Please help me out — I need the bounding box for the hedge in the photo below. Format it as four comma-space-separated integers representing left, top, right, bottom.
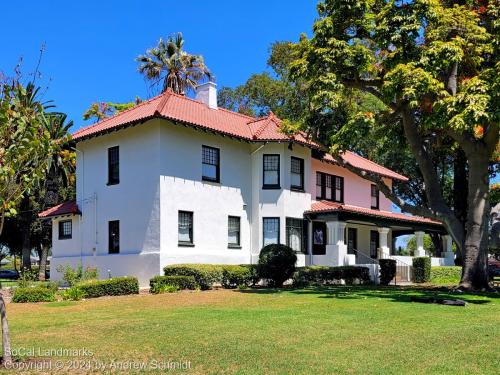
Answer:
379, 259, 396, 285
221, 265, 252, 289
12, 287, 56, 303
413, 257, 431, 283
164, 264, 224, 290
430, 266, 461, 285
239, 264, 260, 286
77, 277, 139, 298
150, 275, 197, 294
293, 266, 371, 287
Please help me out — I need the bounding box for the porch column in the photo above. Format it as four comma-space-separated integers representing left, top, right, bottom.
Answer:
377, 227, 390, 259
414, 231, 426, 257
441, 235, 454, 265
326, 221, 347, 266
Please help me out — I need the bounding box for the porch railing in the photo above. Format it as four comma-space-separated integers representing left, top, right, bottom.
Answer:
351, 249, 413, 285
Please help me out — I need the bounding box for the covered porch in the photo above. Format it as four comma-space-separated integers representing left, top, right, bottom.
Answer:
302, 201, 453, 280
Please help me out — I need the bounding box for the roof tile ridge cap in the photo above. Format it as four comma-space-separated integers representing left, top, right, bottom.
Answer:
253, 116, 273, 139
72, 93, 164, 136
217, 106, 258, 120
344, 150, 407, 179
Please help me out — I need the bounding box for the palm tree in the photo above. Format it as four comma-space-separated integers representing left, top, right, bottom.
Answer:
136, 33, 212, 95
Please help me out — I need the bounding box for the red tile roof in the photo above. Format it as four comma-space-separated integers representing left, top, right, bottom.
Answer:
306, 200, 442, 226
38, 201, 81, 218
72, 89, 407, 181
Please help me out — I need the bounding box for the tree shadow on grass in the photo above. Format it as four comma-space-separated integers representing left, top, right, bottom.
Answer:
236, 285, 497, 305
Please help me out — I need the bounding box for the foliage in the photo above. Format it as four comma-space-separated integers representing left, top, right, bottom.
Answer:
163, 264, 224, 290
149, 275, 197, 294
17, 268, 38, 288
61, 286, 85, 301
12, 286, 56, 303
136, 33, 211, 95
82, 99, 141, 123
413, 257, 432, 283
238, 264, 260, 286
56, 263, 98, 287
430, 266, 462, 285
491, 183, 500, 207
257, 244, 297, 287
379, 259, 397, 286
156, 284, 179, 294
221, 265, 252, 289
292, 266, 370, 287
77, 277, 139, 298
406, 234, 436, 255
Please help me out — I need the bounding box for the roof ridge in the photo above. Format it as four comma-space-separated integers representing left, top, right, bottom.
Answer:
253, 117, 273, 139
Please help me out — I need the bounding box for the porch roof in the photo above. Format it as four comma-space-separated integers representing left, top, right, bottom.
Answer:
38, 201, 81, 218
305, 201, 445, 233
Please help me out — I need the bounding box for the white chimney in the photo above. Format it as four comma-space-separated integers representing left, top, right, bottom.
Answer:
195, 81, 217, 109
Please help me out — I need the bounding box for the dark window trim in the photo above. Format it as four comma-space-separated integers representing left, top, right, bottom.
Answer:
347, 227, 357, 255
262, 154, 281, 189
202, 145, 220, 183
316, 172, 344, 203
108, 220, 120, 254
371, 184, 380, 209
228, 215, 241, 247
262, 217, 280, 247
178, 210, 194, 245
290, 157, 305, 191
107, 146, 120, 186
58, 220, 72, 240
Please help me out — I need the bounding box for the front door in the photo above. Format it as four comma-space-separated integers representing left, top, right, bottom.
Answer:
347, 228, 357, 255
312, 222, 326, 255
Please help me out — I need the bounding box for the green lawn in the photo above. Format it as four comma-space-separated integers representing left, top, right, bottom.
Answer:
3, 286, 500, 374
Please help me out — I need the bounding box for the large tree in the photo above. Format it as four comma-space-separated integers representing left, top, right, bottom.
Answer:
136, 33, 212, 95
290, 0, 499, 290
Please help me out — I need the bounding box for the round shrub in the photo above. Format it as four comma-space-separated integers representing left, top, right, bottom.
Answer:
413, 257, 431, 283
379, 259, 396, 285
257, 244, 297, 287
221, 266, 251, 289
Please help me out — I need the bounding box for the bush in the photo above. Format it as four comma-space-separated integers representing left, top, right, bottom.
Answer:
17, 268, 38, 288
56, 263, 98, 287
12, 287, 56, 303
239, 264, 260, 286
150, 275, 197, 294
293, 266, 370, 287
61, 287, 85, 301
77, 277, 139, 298
163, 264, 224, 290
379, 259, 396, 285
157, 284, 179, 293
413, 257, 431, 283
257, 244, 297, 287
221, 266, 252, 289
430, 266, 461, 285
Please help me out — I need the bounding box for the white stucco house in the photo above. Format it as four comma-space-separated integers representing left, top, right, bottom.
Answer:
40, 82, 455, 286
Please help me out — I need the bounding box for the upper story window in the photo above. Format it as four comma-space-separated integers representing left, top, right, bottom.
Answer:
58, 220, 72, 240
263, 217, 280, 246
263, 154, 280, 189
371, 184, 379, 209
228, 216, 241, 248
107, 146, 120, 185
108, 220, 120, 254
178, 211, 194, 245
202, 145, 220, 182
316, 172, 343, 202
290, 157, 304, 191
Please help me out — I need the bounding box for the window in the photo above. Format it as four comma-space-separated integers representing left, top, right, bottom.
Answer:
202, 145, 220, 182
286, 218, 307, 253
107, 146, 120, 185
228, 216, 241, 247
347, 228, 357, 255
316, 172, 344, 202
263, 154, 280, 189
178, 211, 194, 245
371, 184, 379, 209
370, 230, 379, 258
58, 220, 72, 240
108, 220, 120, 254
290, 157, 304, 191
263, 217, 280, 246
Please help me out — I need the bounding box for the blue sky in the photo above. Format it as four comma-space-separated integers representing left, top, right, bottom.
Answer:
1, 1, 317, 131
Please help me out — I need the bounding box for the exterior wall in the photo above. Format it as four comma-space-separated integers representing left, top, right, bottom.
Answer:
311, 158, 392, 211
51, 215, 81, 258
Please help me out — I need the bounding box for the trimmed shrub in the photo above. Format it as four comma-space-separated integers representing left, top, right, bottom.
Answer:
61, 287, 85, 301
150, 275, 197, 294
164, 264, 224, 290
257, 244, 297, 287
221, 265, 252, 289
379, 259, 396, 285
77, 277, 139, 298
430, 266, 461, 285
12, 287, 56, 303
239, 264, 260, 286
413, 257, 431, 283
156, 284, 179, 294
293, 266, 370, 287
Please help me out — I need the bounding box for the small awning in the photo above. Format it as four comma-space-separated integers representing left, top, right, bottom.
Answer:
38, 201, 81, 218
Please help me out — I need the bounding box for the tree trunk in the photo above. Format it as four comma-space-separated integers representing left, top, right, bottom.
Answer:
20, 197, 32, 271
0, 294, 11, 366
38, 244, 49, 281
453, 149, 467, 265
459, 153, 491, 290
